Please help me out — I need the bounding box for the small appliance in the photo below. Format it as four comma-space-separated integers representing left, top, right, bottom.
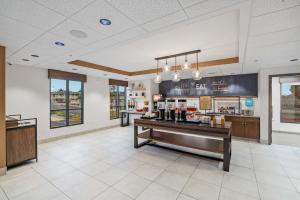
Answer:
177, 99, 187, 122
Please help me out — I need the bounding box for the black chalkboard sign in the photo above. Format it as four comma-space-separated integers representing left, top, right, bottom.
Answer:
159, 73, 258, 97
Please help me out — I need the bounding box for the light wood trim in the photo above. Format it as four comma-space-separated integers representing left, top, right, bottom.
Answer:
68, 57, 239, 76
0, 46, 6, 168
48, 69, 87, 82
68, 60, 131, 76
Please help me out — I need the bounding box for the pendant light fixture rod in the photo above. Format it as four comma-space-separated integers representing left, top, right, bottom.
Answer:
196, 52, 199, 70
175, 56, 177, 72
155, 49, 201, 60
156, 60, 159, 74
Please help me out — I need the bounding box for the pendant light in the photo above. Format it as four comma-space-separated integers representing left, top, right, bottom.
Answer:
192, 52, 202, 80
154, 60, 162, 84
173, 56, 181, 82
163, 58, 170, 72
183, 55, 189, 70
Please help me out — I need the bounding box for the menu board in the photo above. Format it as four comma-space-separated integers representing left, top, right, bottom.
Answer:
200, 96, 212, 110
159, 73, 258, 97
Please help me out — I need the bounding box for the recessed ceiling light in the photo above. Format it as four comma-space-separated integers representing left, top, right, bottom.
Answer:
290, 58, 299, 62
70, 30, 88, 38
103, 74, 107, 76
72, 68, 78, 71
22, 58, 30, 62
31, 54, 39, 58
125, 78, 128, 80
7, 62, 12, 66
55, 41, 65, 46
99, 18, 111, 26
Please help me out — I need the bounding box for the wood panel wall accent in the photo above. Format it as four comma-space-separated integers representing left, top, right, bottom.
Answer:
0, 46, 6, 170
48, 69, 87, 82
68, 57, 239, 76
68, 60, 131, 76
109, 79, 128, 87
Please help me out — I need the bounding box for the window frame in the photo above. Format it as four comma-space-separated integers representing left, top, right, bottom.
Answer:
110, 85, 126, 120
280, 82, 300, 124
50, 78, 84, 129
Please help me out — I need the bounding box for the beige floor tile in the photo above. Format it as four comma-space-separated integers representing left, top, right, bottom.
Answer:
255, 171, 296, 191
114, 173, 151, 198
291, 178, 300, 193
116, 159, 145, 172
94, 188, 133, 200
219, 188, 259, 200
226, 165, 256, 181
94, 166, 130, 185
136, 183, 179, 200
222, 174, 259, 198
182, 178, 220, 200
50, 170, 90, 191
79, 161, 111, 176
10, 183, 61, 200
166, 162, 197, 177
176, 194, 197, 200
155, 171, 189, 191
64, 178, 108, 200
134, 164, 164, 181
192, 167, 224, 186
258, 182, 300, 200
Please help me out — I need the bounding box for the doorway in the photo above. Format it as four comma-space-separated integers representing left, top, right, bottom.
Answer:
270, 75, 300, 147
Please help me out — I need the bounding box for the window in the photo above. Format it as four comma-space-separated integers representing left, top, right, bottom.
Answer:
50, 79, 84, 128
281, 82, 300, 123
110, 85, 126, 119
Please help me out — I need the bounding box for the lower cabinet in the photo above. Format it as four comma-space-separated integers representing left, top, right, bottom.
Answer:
226, 116, 260, 140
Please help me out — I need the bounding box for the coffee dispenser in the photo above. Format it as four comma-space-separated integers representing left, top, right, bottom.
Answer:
156, 100, 165, 120
177, 99, 187, 122
166, 100, 176, 121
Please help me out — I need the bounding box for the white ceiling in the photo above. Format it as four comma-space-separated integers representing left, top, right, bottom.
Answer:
0, 0, 300, 81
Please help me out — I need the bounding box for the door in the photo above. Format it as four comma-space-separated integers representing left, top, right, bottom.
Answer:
226, 116, 245, 137
244, 118, 260, 139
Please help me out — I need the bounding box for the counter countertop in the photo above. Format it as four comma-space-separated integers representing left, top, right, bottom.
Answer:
120, 110, 145, 114
205, 113, 260, 118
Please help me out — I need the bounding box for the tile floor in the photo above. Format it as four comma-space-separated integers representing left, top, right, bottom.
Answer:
272, 131, 300, 147
1, 126, 300, 200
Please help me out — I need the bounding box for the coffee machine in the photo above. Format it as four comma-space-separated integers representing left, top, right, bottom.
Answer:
177, 99, 187, 122
156, 100, 165, 120
166, 100, 176, 121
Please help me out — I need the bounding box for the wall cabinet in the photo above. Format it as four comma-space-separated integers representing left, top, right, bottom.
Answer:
225, 116, 260, 140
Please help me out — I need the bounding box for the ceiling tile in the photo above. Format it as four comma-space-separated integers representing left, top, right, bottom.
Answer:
179, 0, 206, 8
50, 19, 107, 45
33, 0, 94, 17
184, 0, 246, 18
142, 10, 188, 32
0, 16, 44, 56
106, 0, 182, 24
0, 0, 65, 30
252, 0, 300, 17
71, 0, 135, 36
248, 26, 300, 48
111, 27, 147, 42
250, 6, 300, 36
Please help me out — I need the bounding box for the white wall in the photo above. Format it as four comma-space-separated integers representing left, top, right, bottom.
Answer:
272, 77, 300, 134
259, 65, 300, 144
6, 65, 119, 140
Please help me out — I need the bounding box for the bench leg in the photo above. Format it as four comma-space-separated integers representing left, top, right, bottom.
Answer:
223, 137, 231, 172
134, 125, 151, 148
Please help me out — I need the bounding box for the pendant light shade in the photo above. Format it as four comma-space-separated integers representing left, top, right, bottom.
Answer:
192, 52, 202, 80
192, 70, 202, 80
172, 56, 181, 82
163, 59, 170, 72
154, 60, 162, 83
183, 55, 189, 70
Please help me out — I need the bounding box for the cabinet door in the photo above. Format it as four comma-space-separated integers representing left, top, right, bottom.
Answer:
226, 117, 245, 137
244, 118, 260, 139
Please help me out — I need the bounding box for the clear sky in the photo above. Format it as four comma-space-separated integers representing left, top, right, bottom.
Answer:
51, 79, 81, 92
282, 84, 292, 96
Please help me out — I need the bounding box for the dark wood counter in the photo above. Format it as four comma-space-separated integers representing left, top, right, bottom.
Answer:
134, 119, 232, 171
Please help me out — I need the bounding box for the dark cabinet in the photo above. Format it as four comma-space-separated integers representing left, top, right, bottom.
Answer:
225, 116, 260, 140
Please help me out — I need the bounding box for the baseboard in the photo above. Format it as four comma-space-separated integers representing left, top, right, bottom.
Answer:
273, 130, 300, 135
0, 167, 7, 176
39, 124, 119, 144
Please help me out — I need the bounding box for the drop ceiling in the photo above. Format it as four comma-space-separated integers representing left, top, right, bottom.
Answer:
1, 0, 300, 80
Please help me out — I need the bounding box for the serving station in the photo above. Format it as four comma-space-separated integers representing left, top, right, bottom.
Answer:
134, 119, 232, 171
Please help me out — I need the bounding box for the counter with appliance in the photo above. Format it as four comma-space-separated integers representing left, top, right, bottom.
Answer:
120, 110, 146, 127
134, 118, 232, 171
6, 115, 37, 167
